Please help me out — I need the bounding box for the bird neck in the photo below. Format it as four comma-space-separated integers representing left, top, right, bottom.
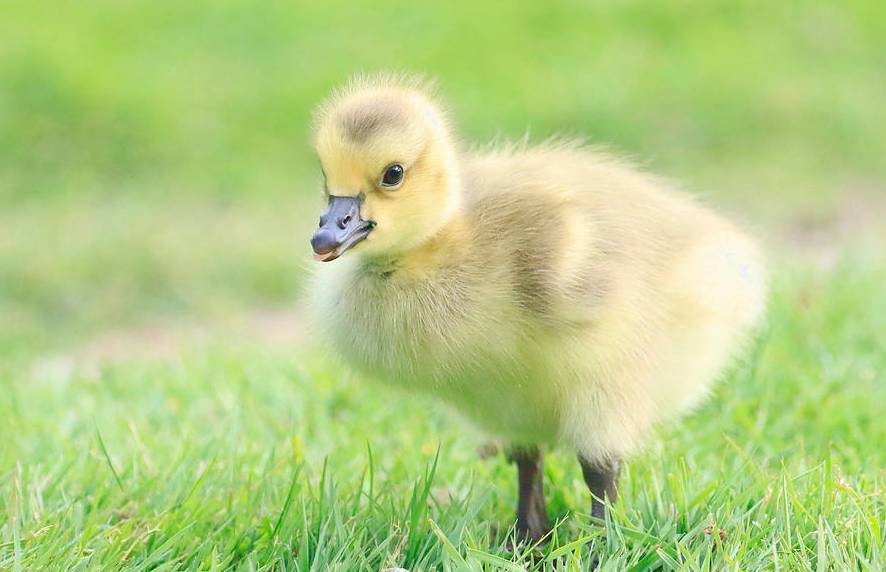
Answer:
360, 211, 473, 279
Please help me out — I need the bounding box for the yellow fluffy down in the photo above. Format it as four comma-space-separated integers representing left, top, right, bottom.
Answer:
309, 75, 766, 462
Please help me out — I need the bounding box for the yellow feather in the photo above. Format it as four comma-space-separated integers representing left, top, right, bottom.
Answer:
309, 75, 767, 461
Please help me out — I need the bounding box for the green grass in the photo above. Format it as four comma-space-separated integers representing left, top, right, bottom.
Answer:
2, 0, 886, 569
2, 267, 885, 570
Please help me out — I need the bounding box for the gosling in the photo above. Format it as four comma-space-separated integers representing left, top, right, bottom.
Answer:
308, 75, 766, 544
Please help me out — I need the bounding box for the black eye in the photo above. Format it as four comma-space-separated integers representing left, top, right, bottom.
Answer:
381, 164, 404, 187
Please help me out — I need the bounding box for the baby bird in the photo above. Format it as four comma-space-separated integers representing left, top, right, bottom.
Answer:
308, 75, 765, 543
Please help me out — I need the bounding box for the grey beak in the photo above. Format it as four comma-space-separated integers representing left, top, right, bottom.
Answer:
311, 195, 374, 262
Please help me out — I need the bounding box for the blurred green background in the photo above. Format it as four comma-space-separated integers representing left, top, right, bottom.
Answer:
3, 0, 884, 359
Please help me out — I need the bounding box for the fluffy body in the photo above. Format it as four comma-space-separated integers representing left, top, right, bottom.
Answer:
310, 76, 766, 463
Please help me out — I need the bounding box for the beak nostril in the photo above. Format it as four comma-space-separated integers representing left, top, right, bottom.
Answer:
339, 215, 351, 229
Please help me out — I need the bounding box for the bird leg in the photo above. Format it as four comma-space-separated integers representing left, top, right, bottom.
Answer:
578, 455, 621, 522
506, 446, 551, 544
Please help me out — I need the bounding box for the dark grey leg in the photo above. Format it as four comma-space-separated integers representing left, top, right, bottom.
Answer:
578, 455, 621, 522
507, 446, 550, 544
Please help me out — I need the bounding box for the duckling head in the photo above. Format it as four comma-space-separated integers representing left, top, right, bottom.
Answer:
310, 78, 460, 262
